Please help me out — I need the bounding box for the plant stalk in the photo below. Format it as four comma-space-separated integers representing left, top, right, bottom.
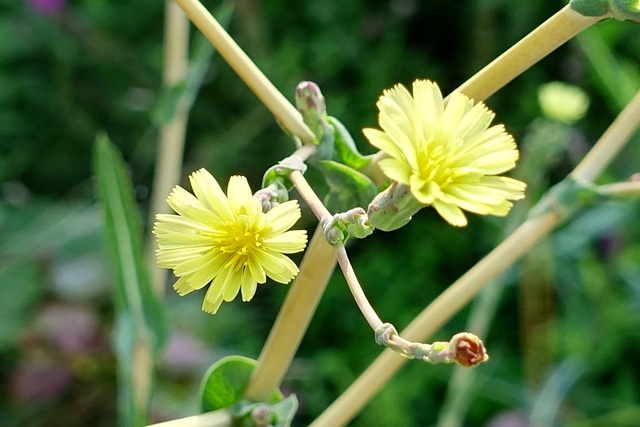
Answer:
146, 409, 232, 427
171, 0, 315, 143
243, 224, 337, 401
147, 1, 191, 296
453, 5, 603, 102
571, 89, 640, 182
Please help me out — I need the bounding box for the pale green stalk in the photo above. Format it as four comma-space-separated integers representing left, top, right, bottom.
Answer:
146, 409, 232, 427
453, 5, 604, 102
599, 181, 640, 197
243, 224, 336, 401
571, 89, 640, 181
147, 1, 191, 296
310, 88, 640, 427
131, 5, 190, 422
242, 146, 331, 401
171, 0, 315, 144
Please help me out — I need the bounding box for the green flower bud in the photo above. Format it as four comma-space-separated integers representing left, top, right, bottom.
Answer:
295, 81, 334, 145
254, 181, 289, 212
367, 181, 423, 231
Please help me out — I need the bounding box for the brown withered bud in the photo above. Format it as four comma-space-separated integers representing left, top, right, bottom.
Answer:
450, 332, 489, 367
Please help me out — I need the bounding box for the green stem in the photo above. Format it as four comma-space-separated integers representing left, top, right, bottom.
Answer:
171, 0, 315, 144
453, 5, 604, 102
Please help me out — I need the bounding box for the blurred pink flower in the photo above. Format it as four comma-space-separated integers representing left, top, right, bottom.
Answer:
25, 0, 66, 15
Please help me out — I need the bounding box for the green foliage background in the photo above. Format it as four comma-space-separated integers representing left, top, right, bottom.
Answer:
1, 0, 640, 426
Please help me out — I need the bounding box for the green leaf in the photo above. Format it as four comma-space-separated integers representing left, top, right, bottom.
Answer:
93, 133, 168, 351
271, 395, 299, 427
93, 134, 170, 426
570, 0, 609, 17
328, 116, 372, 170
318, 160, 378, 213
570, 0, 640, 21
200, 356, 283, 412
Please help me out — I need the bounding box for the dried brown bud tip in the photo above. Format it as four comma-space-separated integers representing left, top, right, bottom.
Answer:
450, 332, 488, 367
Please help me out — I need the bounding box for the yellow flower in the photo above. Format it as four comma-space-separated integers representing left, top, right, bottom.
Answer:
154, 169, 307, 314
364, 79, 526, 227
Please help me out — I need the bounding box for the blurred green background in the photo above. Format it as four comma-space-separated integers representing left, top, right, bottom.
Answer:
1, 0, 640, 426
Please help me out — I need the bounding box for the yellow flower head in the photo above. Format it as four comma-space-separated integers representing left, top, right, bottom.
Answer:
154, 169, 308, 314
364, 79, 526, 227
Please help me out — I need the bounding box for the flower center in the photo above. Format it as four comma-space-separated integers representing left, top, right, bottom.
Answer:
215, 214, 263, 271
417, 137, 455, 188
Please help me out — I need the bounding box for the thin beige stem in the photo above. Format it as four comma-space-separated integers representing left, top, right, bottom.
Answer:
334, 244, 384, 330
453, 5, 604, 102
290, 170, 383, 330
171, 0, 315, 143
244, 224, 336, 401
146, 409, 232, 427
147, 1, 191, 296
571, 89, 640, 182
309, 212, 560, 427
289, 170, 332, 220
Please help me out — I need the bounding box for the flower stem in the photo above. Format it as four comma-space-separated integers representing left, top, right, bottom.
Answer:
289, 171, 383, 329
171, 0, 315, 143
289, 170, 332, 219
334, 244, 383, 330
453, 5, 603, 102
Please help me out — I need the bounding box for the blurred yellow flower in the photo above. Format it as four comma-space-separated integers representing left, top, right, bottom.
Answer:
538, 81, 589, 124
154, 169, 307, 314
364, 79, 526, 227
